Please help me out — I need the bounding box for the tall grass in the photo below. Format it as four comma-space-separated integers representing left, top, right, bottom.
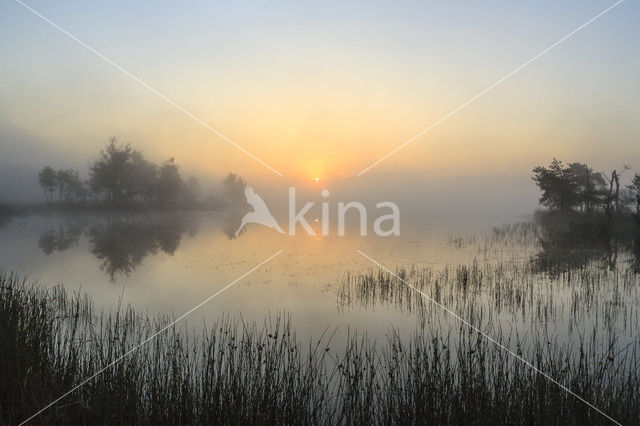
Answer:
2, 270, 639, 424
0, 271, 331, 424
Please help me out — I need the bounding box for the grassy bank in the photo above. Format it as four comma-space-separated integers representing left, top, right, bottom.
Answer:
1, 270, 639, 424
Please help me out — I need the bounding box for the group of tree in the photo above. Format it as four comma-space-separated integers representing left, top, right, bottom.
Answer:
38, 138, 200, 207
38, 167, 86, 203
532, 159, 640, 218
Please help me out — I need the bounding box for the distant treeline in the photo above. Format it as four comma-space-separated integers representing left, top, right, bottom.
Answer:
38, 138, 204, 208
532, 159, 640, 218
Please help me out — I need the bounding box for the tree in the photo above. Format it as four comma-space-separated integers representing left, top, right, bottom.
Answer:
54, 169, 68, 202
64, 171, 88, 202
532, 159, 580, 212
603, 166, 630, 218
156, 158, 184, 205
627, 173, 640, 217
39, 166, 86, 204
54, 169, 72, 202
566, 162, 606, 213
128, 151, 158, 201
38, 166, 56, 203
39, 137, 200, 207
63, 169, 86, 202
222, 173, 247, 204
89, 138, 135, 202
185, 176, 201, 204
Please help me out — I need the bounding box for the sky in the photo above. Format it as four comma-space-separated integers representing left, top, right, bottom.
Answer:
1, 0, 639, 203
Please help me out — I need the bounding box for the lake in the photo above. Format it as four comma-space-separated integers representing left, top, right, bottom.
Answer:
1, 210, 638, 353
3, 210, 640, 423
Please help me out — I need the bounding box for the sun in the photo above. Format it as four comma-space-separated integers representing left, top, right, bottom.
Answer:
314, 177, 320, 183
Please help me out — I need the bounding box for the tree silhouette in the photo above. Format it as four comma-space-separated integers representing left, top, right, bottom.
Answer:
628, 173, 640, 217
566, 162, 606, 214
222, 173, 247, 205
532, 159, 580, 212
156, 158, 184, 206
129, 151, 158, 201
38, 167, 56, 203
39, 137, 204, 208
89, 138, 135, 202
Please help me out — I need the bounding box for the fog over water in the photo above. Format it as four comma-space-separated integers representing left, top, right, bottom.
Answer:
2, 1, 640, 422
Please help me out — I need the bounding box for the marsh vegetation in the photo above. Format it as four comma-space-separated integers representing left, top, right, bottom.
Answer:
3, 215, 640, 424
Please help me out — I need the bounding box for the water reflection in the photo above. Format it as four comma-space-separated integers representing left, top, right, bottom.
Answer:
39, 221, 85, 254
531, 213, 640, 276
38, 214, 199, 280
222, 204, 251, 240
336, 217, 640, 325
27, 208, 640, 291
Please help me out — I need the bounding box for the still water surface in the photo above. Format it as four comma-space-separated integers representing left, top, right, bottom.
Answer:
1, 211, 638, 353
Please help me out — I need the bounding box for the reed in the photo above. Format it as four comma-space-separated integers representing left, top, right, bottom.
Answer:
2, 269, 639, 424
